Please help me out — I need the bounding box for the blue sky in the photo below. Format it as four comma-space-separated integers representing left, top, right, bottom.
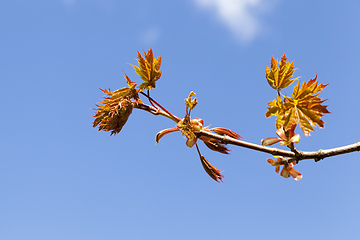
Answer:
1, 0, 360, 239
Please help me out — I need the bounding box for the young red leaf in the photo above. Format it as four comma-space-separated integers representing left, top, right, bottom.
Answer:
155, 128, 179, 144
93, 89, 134, 135
203, 140, 230, 154
210, 127, 242, 140
199, 155, 224, 182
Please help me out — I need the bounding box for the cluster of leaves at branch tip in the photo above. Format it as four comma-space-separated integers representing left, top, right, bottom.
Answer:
265, 53, 330, 137
93, 48, 243, 182
263, 53, 330, 180
93, 48, 161, 135
92, 75, 141, 135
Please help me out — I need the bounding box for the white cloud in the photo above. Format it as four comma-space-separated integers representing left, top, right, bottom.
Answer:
194, 0, 275, 43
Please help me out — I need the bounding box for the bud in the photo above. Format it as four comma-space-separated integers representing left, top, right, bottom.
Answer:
191, 118, 203, 131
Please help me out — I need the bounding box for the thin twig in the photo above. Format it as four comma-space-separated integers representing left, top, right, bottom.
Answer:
140, 92, 181, 122
134, 103, 178, 122
196, 130, 360, 162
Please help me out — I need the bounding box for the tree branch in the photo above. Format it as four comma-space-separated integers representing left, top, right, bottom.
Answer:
196, 130, 360, 162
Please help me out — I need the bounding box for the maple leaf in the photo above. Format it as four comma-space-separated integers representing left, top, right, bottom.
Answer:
282, 75, 330, 136
265, 94, 285, 129
266, 53, 299, 91
130, 48, 162, 91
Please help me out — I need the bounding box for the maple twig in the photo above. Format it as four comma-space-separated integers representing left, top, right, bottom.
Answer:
134, 103, 180, 122
140, 92, 181, 123
196, 130, 360, 162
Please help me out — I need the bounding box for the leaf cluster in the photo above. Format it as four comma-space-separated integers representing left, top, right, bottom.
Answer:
93, 48, 163, 135
265, 54, 329, 136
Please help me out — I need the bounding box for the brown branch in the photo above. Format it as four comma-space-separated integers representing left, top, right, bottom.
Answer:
196, 130, 360, 162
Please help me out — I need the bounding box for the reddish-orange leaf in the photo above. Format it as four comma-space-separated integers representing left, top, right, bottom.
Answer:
155, 128, 179, 144
92, 74, 140, 135
282, 75, 330, 136
129, 48, 162, 91
265, 94, 285, 129
203, 140, 230, 154
266, 53, 299, 91
92, 89, 134, 135
199, 155, 224, 182
210, 127, 242, 140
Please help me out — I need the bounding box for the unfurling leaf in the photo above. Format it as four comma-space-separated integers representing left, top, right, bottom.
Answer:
93, 74, 141, 135
266, 53, 299, 91
210, 127, 242, 140
289, 134, 301, 144
155, 128, 179, 144
186, 137, 198, 148
267, 157, 302, 181
261, 137, 281, 146
130, 48, 162, 91
262, 124, 301, 146
203, 140, 230, 154
93, 89, 134, 135
199, 155, 224, 182
197, 127, 241, 154
289, 167, 302, 181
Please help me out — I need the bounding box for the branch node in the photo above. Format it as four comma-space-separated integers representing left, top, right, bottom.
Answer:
315, 149, 324, 162
288, 144, 304, 161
